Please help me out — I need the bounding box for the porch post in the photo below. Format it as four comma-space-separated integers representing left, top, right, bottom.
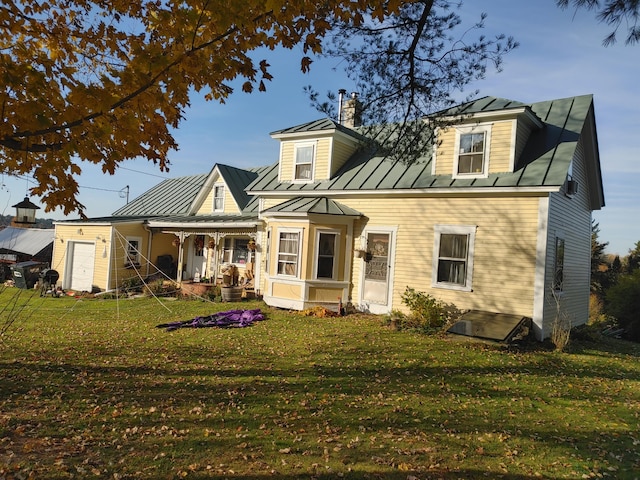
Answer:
176, 231, 186, 283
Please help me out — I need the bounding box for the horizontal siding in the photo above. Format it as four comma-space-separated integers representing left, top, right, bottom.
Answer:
543, 139, 591, 336
488, 121, 513, 173
110, 224, 149, 290
345, 195, 542, 316
278, 138, 331, 182
434, 127, 455, 175
315, 138, 331, 180
331, 138, 358, 177
195, 182, 240, 215
52, 224, 115, 291
435, 120, 514, 175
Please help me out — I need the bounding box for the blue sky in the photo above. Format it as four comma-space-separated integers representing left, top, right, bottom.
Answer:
0, 1, 637, 255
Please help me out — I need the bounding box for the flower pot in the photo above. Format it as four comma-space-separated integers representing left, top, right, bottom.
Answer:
221, 286, 243, 302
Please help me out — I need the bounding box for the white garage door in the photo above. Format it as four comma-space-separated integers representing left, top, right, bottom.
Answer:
68, 242, 95, 292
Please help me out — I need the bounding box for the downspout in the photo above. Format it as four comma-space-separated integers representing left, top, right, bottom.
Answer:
143, 222, 153, 278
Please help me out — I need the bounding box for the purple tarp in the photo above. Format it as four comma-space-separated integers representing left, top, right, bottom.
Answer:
156, 309, 264, 332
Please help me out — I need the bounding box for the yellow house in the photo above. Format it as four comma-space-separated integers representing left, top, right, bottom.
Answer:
53, 94, 604, 340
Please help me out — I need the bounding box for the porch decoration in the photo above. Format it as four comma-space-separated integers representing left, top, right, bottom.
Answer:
194, 237, 204, 250
247, 239, 256, 251
208, 239, 216, 249
172, 238, 180, 248
221, 285, 243, 302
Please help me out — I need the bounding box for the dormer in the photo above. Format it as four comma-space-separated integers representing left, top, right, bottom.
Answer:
270, 119, 364, 183
432, 98, 544, 177
191, 164, 258, 215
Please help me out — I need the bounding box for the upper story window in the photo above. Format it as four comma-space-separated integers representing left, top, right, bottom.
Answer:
213, 185, 225, 211
432, 225, 476, 292
294, 142, 315, 181
454, 125, 491, 178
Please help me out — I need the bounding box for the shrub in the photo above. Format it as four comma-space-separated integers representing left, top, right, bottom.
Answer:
400, 287, 451, 332
120, 275, 143, 293
605, 269, 640, 342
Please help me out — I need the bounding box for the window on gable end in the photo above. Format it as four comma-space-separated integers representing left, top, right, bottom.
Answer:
454, 125, 491, 177
213, 185, 225, 211
294, 143, 315, 181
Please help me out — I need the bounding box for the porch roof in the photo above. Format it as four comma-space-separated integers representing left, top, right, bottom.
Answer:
146, 213, 259, 229
261, 197, 363, 217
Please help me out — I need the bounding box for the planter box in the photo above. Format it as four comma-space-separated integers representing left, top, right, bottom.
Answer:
181, 281, 216, 297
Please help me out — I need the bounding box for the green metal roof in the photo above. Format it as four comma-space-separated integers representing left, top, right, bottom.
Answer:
146, 212, 259, 227
262, 197, 363, 217
214, 164, 260, 211
113, 174, 207, 216
270, 118, 368, 142
248, 94, 598, 194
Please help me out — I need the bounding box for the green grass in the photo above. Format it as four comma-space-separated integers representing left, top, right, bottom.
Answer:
1, 287, 639, 479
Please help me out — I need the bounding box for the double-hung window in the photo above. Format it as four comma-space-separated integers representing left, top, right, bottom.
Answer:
213, 185, 225, 211
432, 225, 476, 291
294, 143, 315, 181
315, 231, 338, 279
277, 231, 300, 276
125, 237, 142, 267
454, 125, 490, 177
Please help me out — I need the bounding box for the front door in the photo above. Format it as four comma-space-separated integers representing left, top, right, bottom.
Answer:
189, 235, 207, 280
360, 229, 395, 314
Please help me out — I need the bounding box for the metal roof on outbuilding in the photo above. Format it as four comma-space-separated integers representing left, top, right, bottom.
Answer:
0, 227, 54, 256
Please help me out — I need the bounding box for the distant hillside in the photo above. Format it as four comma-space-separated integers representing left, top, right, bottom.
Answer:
0, 214, 56, 229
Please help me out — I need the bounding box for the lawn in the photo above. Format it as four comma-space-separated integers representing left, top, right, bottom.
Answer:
1, 288, 639, 479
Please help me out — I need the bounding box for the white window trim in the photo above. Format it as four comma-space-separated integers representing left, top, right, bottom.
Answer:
432, 225, 476, 292
275, 228, 303, 278
314, 229, 340, 280
213, 184, 225, 212
293, 141, 316, 182
453, 124, 492, 179
222, 237, 250, 265
125, 236, 143, 266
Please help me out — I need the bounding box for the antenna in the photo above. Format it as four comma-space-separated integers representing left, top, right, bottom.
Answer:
119, 185, 130, 204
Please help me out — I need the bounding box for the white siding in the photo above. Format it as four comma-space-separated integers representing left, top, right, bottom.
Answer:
541, 139, 592, 338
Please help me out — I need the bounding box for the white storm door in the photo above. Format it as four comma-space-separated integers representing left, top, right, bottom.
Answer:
360, 229, 395, 313
189, 235, 207, 279
67, 241, 95, 292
